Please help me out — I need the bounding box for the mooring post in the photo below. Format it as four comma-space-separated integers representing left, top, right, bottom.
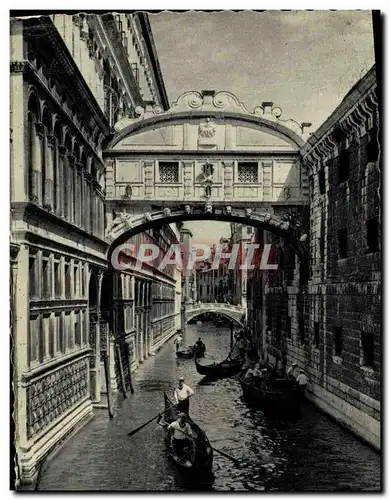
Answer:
103, 353, 114, 419
116, 345, 127, 399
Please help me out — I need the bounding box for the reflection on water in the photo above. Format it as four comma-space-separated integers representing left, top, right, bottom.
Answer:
38, 322, 381, 492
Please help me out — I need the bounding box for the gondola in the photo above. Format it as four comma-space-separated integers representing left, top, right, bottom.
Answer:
195, 355, 243, 379
239, 375, 300, 413
159, 392, 213, 475
176, 346, 194, 359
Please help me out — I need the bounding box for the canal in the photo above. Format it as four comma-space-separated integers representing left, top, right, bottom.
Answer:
38, 322, 381, 492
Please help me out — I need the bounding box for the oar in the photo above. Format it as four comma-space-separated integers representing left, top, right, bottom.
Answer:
127, 392, 193, 437
127, 403, 176, 437
170, 425, 242, 467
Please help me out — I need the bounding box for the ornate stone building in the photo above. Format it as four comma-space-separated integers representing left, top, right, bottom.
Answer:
247, 65, 380, 449
10, 13, 176, 488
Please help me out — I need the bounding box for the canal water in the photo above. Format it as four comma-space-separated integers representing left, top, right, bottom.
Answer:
38, 323, 381, 492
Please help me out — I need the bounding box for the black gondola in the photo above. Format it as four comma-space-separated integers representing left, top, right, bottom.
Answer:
195, 355, 242, 379
239, 375, 300, 413
176, 346, 194, 359
159, 393, 213, 475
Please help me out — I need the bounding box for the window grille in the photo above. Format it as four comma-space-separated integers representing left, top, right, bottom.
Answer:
159, 162, 179, 183
238, 162, 258, 183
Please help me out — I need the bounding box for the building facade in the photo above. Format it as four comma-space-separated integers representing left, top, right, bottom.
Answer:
247, 66, 380, 449
180, 227, 197, 304
10, 13, 178, 488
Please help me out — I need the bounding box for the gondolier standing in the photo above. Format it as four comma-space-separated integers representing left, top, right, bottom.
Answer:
167, 413, 193, 457
174, 332, 183, 352
174, 376, 194, 415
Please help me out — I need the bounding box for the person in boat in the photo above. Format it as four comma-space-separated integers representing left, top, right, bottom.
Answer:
244, 362, 263, 381
194, 337, 206, 356
174, 376, 194, 415
287, 362, 299, 380
174, 333, 183, 352
296, 369, 309, 396
261, 368, 272, 389
167, 413, 193, 456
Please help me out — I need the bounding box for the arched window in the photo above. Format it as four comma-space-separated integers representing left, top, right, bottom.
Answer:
26, 93, 40, 203
63, 132, 72, 220
53, 120, 62, 215
42, 107, 52, 210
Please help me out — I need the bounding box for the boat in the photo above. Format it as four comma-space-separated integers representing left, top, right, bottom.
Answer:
176, 346, 194, 359
195, 355, 243, 379
159, 392, 213, 475
239, 375, 300, 413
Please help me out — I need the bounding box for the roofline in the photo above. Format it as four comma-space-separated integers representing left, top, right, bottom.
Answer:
302, 65, 377, 155
135, 12, 170, 111
106, 110, 305, 150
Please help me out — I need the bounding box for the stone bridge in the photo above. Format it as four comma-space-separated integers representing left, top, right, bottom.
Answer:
184, 302, 245, 326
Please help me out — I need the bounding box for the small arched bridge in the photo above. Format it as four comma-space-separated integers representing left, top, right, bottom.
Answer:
184, 302, 245, 326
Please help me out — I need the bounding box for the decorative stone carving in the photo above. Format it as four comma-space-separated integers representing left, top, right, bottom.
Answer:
144, 212, 152, 222
264, 212, 272, 222
225, 206, 232, 215
26, 359, 88, 438
184, 205, 192, 215
204, 201, 213, 214
198, 118, 216, 139
124, 185, 132, 198
163, 207, 171, 217
58, 145, 67, 158
10, 61, 25, 73
203, 180, 213, 199
202, 161, 214, 179
245, 208, 253, 218
283, 185, 291, 200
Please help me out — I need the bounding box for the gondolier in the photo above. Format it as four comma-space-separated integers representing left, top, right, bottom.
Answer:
174, 376, 194, 415
174, 332, 183, 352
167, 413, 193, 457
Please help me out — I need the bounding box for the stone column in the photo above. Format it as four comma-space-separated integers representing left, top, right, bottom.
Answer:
44, 135, 55, 211
66, 154, 75, 222
143, 160, 155, 199
31, 122, 44, 204
13, 245, 29, 452
58, 145, 66, 217
223, 161, 234, 201
181, 304, 186, 334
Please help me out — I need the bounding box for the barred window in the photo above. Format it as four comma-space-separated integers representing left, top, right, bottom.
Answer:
238, 162, 258, 183
159, 162, 179, 183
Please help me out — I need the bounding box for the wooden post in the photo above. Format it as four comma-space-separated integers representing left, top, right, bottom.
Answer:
103, 353, 114, 419
116, 345, 127, 398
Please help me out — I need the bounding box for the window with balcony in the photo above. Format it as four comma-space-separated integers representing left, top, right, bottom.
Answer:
237, 162, 258, 183
159, 162, 179, 183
